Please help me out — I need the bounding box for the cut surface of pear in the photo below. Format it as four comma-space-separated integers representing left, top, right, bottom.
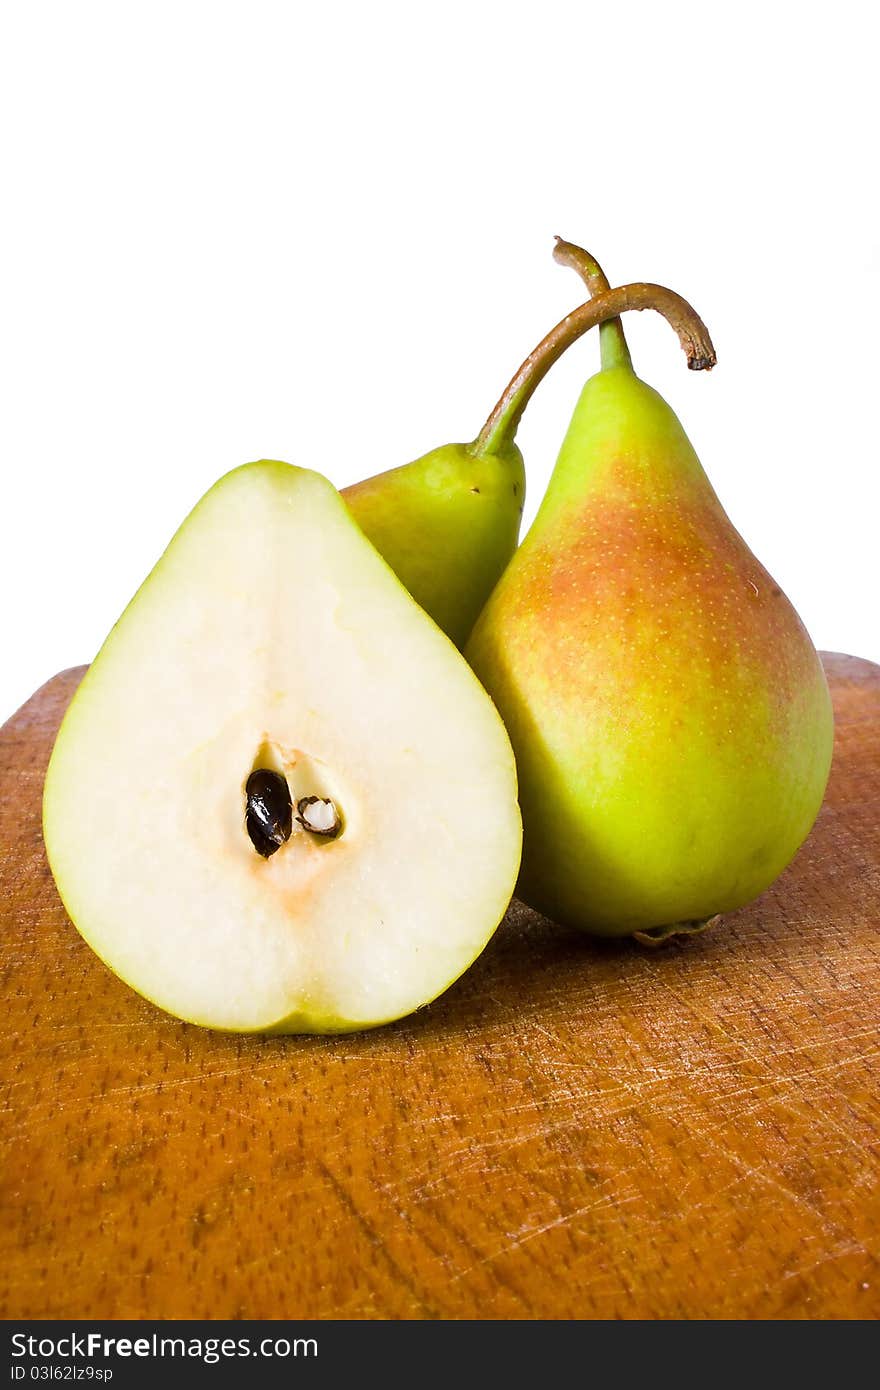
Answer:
467, 367, 833, 937
43, 461, 522, 1032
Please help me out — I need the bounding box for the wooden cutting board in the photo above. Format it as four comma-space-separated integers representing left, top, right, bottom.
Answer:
1, 654, 878, 1321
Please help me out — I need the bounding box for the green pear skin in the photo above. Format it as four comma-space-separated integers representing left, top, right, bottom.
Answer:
343, 440, 525, 648
466, 367, 834, 936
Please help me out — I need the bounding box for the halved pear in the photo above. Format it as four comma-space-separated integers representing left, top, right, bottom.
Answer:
43, 461, 521, 1032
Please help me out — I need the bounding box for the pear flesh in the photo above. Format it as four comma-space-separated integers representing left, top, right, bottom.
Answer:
467, 368, 834, 937
43, 462, 522, 1031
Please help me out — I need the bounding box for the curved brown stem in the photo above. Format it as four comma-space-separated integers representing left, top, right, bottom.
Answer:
553, 237, 612, 296
553, 237, 632, 370
476, 282, 716, 455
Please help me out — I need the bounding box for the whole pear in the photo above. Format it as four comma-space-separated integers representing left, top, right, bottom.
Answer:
343, 438, 524, 648
466, 244, 833, 938
342, 280, 714, 649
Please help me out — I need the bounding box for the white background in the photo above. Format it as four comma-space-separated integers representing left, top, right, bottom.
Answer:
1, 1, 877, 723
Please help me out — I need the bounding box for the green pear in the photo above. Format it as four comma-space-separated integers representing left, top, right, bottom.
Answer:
342, 280, 715, 648
343, 438, 524, 649
43, 461, 522, 1032
467, 243, 833, 939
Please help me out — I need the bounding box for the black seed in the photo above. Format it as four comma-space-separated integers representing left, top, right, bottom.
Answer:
246, 769, 293, 858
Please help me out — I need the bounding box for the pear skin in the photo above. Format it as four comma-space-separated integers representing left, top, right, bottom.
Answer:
340, 278, 715, 650
343, 439, 524, 649
467, 366, 834, 936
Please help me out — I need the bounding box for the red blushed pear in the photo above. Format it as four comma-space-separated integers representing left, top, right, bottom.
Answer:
342, 281, 716, 649
466, 240, 833, 941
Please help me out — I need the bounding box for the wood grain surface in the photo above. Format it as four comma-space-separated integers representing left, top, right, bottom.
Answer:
1, 653, 878, 1321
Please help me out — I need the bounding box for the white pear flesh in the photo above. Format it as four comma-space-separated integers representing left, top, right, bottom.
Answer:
43, 461, 522, 1033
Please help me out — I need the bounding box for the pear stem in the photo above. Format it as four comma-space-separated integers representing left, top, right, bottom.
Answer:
553, 237, 633, 372
475, 282, 716, 456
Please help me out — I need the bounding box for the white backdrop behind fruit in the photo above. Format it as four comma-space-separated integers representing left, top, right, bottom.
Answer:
1, 0, 877, 725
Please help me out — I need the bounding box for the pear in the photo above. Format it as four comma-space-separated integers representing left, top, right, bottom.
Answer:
342, 438, 524, 649
43, 461, 522, 1032
466, 242, 833, 939
342, 281, 716, 648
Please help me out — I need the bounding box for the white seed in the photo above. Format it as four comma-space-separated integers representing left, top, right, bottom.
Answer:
296, 796, 341, 838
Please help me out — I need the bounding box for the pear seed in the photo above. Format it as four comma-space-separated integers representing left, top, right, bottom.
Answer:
246, 769, 293, 858
296, 796, 342, 839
